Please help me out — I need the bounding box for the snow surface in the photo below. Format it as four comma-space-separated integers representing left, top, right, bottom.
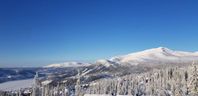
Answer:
0, 79, 33, 91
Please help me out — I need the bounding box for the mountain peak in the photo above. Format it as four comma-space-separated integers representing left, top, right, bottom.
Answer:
150, 47, 173, 53
111, 47, 198, 64
147, 47, 169, 51
157, 47, 169, 50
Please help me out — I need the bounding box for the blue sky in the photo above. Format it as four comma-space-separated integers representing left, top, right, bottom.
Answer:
0, 0, 198, 67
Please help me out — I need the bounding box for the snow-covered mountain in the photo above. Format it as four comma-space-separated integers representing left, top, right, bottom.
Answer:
45, 62, 90, 68
110, 47, 198, 65
45, 47, 198, 68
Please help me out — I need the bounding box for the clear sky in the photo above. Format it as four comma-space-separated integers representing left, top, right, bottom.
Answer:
0, 0, 198, 67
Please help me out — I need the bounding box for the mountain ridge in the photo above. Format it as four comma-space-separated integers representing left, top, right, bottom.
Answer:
45, 47, 198, 67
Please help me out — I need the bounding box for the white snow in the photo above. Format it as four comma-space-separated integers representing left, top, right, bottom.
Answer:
0, 79, 33, 91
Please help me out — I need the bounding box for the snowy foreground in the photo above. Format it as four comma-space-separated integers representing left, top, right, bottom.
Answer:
1, 65, 198, 96
0, 79, 33, 91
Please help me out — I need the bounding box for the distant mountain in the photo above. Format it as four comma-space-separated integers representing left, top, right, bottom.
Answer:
45, 47, 198, 68
109, 47, 198, 65
44, 62, 90, 68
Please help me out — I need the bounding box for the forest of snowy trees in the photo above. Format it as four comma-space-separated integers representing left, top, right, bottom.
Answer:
84, 64, 198, 96
1, 63, 198, 96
